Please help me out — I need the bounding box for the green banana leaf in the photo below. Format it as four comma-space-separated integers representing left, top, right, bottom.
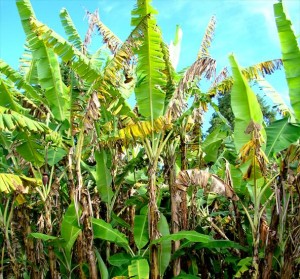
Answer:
28, 16, 134, 118
95, 150, 114, 204
95, 250, 109, 279
109, 253, 132, 267
29, 233, 57, 241
35, 46, 69, 121
111, 212, 131, 229
28, 17, 100, 83
202, 128, 228, 163
134, 214, 149, 250
229, 54, 265, 152
128, 259, 149, 279
274, 2, 300, 121
92, 218, 129, 248
157, 213, 171, 277
0, 78, 23, 112
0, 58, 42, 101
19, 46, 39, 84
59, 8, 83, 51
255, 77, 292, 117
152, 230, 211, 245
16, 0, 69, 121
47, 147, 67, 167
16, 133, 44, 167
0, 105, 49, 133
60, 201, 81, 264
132, 0, 166, 120
266, 117, 300, 157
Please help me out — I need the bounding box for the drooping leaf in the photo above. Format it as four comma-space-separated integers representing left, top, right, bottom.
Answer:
229, 54, 265, 152
92, 218, 129, 248
109, 253, 132, 267
274, 2, 300, 120
255, 76, 291, 117
157, 213, 171, 277
266, 117, 300, 157
28, 17, 100, 84
152, 230, 211, 245
0, 173, 41, 194
95, 149, 114, 204
0, 78, 23, 112
114, 116, 172, 143
128, 259, 149, 279
29, 233, 57, 241
134, 214, 149, 250
208, 59, 282, 97
166, 57, 216, 120
15, 132, 44, 167
0, 58, 42, 101
28, 16, 134, 118
86, 10, 122, 55
241, 59, 282, 80
111, 212, 131, 229
202, 128, 228, 163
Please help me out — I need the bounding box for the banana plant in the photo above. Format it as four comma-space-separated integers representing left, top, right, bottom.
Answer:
1, 0, 299, 278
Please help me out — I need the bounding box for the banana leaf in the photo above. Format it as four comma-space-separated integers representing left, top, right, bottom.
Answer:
0, 173, 42, 194
95, 149, 114, 204
152, 230, 211, 245
229, 54, 265, 152
16, 0, 69, 121
134, 214, 149, 250
109, 253, 132, 267
128, 259, 149, 279
60, 8, 83, 51
61, 201, 82, 264
0, 58, 42, 101
157, 213, 171, 277
132, 0, 166, 120
92, 218, 129, 249
0, 78, 23, 112
266, 117, 300, 157
274, 2, 300, 121
95, 250, 109, 279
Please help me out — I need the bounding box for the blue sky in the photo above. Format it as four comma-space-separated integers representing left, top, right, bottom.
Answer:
0, 0, 299, 125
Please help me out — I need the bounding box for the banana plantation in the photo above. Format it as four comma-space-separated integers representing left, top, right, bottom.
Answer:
0, 0, 300, 278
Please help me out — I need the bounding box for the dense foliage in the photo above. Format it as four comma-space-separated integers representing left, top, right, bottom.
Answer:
0, 0, 299, 278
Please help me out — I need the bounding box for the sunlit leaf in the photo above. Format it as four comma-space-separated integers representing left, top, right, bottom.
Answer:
128, 259, 149, 279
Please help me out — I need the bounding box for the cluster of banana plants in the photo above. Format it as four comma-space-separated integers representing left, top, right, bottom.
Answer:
0, 0, 299, 278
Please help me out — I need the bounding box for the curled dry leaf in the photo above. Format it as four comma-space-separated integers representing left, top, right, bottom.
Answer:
175, 169, 238, 200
